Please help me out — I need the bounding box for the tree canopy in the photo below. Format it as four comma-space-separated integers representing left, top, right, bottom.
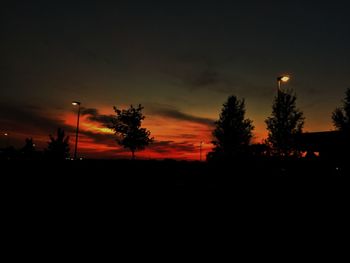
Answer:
332, 88, 350, 132
265, 90, 304, 157
111, 104, 153, 159
210, 95, 254, 160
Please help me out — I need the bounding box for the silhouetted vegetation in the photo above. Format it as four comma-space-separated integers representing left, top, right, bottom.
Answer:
209, 95, 254, 161
1, 88, 349, 183
21, 138, 36, 159
110, 104, 153, 159
332, 88, 350, 132
46, 128, 70, 160
249, 143, 269, 158
332, 88, 350, 161
265, 89, 304, 158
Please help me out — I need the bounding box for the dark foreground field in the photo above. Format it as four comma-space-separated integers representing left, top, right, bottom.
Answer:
1, 159, 348, 231
1, 159, 348, 191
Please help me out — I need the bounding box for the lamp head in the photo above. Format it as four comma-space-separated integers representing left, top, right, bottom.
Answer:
277, 76, 290, 83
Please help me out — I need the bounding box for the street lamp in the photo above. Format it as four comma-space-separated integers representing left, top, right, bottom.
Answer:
72, 101, 81, 160
277, 75, 290, 93
3, 133, 9, 148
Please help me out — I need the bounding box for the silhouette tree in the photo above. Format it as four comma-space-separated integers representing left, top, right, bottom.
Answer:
210, 95, 254, 160
22, 138, 35, 159
46, 128, 70, 160
265, 89, 304, 158
333, 88, 350, 161
111, 104, 153, 159
332, 88, 350, 132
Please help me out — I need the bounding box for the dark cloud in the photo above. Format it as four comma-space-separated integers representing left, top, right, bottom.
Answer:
176, 134, 198, 139
0, 102, 75, 149
81, 107, 114, 127
184, 69, 274, 97
25, 105, 43, 111
81, 108, 98, 116
163, 56, 274, 97
81, 130, 116, 146
186, 68, 221, 88
148, 105, 215, 126
163, 58, 230, 91
150, 140, 197, 154
0, 102, 116, 149
0, 102, 72, 136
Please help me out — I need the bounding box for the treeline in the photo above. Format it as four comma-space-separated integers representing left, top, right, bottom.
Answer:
1, 88, 349, 162
0, 128, 70, 161
208, 87, 350, 161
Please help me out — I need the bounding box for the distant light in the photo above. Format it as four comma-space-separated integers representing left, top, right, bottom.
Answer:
4, 133, 8, 136
278, 76, 290, 82
72, 101, 81, 106
33, 144, 36, 147
79, 158, 83, 161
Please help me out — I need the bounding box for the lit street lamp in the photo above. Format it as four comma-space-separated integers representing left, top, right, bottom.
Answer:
277, 75, 290, 94
3, 133, 9, 148
72, 101, 81, 160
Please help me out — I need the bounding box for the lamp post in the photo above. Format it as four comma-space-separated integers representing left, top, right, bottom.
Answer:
72, 101, 81, 160
277, 75, 290, 94
3, 133, 9, 148
200, 141, 204, 162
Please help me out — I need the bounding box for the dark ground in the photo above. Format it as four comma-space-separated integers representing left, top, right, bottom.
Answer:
1, 159, 348, 193
1, 159, 348, 246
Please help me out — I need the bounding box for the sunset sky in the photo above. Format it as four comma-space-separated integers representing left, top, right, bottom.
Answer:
1, 1, 350, 159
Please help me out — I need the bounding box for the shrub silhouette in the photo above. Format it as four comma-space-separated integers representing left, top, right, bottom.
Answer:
21, 138, 36, 159
46, 128, 70, 160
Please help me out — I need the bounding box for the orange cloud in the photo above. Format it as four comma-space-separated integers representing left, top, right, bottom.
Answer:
61, 110, 213, 160
2, 102, 334, 160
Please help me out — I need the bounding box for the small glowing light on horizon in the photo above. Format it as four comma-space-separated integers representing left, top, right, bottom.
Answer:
4, 133, 8, 136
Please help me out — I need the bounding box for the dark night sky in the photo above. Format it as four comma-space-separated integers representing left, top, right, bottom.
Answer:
1, 1, 350, 158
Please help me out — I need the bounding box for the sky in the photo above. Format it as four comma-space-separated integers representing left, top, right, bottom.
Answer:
1, 1, 350, 159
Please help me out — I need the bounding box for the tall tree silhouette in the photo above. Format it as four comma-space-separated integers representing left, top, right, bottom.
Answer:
265, 90, 304, 157
111, 104, 153, 159
210, 95, 254, 160
332, 88, 350, 132
46, 128, 70, 160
